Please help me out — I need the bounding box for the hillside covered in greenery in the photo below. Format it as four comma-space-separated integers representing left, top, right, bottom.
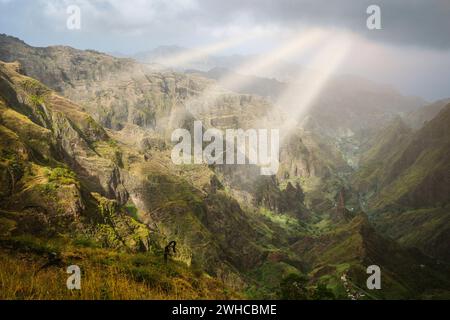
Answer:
0, 34, 449, 300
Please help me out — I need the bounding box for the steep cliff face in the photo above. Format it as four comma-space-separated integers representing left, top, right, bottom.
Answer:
356, 104, 450, 209
353, 117, 413, 193
354, 104, 450, 262
0, 34, 214, 133
0, 61, 151, 251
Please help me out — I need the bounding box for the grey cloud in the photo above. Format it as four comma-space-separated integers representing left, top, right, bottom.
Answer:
2, 0, 449, 50
0, 0, 449, 100
193, 0, 450, 50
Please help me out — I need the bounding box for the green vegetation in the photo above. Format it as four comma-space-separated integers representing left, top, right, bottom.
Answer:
45, 167, 78, 186
125, 203, 139, 220
29, 94, 45, 106
0, 48, 449, 301
279, 273, 309, 299
19, 78, 50, 107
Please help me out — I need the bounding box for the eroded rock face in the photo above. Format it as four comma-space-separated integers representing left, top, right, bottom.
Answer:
0, 61, 148, 251
0, 35, 214, 134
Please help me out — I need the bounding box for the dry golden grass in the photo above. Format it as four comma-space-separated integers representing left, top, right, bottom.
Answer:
0, 248, 237, 300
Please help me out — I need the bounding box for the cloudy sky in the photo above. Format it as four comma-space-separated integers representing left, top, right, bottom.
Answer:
0, 0, 449, 100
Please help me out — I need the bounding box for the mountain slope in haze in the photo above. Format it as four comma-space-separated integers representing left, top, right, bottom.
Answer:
133, 45, 248, 71
354, 103, 450, 262
405, 98, 450, 130
132, 45, 316, 83
133, 45, 282, 74
359, 104, 450, 209
186, 65, 426, 173
305, 75, 425, 138
186, 67, 286, 100
128, 41, 426, 146
186, 66, 425, 140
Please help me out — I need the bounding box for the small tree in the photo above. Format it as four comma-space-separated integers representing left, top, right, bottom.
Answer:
279, 274, 308, 300
311, 282, 335, 300
295, 182, 305, 203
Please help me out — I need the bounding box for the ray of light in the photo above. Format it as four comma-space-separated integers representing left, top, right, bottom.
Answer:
213, 29, 333, 132
153, 30, 265, 69
183, 29, 330, 119
169, 30, 333, 174
219, 29, 327, 87
276, 34, 353, 141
